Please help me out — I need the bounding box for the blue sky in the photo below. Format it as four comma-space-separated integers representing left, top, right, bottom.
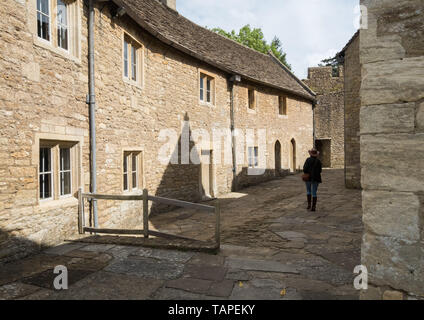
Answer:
177, 0, 359, 79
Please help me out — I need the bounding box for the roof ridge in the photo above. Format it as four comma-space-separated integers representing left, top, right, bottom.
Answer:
268, 50, 317, 98
174, 13, 274, 60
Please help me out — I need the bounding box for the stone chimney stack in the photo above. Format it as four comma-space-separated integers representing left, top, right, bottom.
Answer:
159, 0, 176, 11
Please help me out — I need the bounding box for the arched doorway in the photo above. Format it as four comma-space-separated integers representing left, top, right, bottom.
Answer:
275, 140, 281, 176
290, 138, 296, 172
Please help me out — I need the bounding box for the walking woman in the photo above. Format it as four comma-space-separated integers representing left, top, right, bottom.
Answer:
302, 148, 322, 212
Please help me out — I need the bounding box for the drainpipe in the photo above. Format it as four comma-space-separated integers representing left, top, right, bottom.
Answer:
87, 0, 98, 229
229, 75, 241, 192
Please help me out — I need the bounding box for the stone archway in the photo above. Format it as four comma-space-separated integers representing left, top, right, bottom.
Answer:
275, 140, 281, 176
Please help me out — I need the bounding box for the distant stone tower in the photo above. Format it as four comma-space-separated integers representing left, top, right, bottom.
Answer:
303, 66, 345, 169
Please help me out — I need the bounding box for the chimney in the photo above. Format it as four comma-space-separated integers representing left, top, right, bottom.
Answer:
159, 0, 176, 11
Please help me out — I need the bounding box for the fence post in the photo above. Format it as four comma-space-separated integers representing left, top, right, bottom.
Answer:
78, 188, 84, 234
215, 201, 221, 248
143, 189, 149, 238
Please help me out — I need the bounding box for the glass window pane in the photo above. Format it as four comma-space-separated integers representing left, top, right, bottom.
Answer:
60, 148, 70, 171
42, 15, 50, 41
57, 0, 67, 25
40, 173, 52, 199
132, 154, 137, 171
61, 172, 71, 195
40, 147, 51, 172
132, 172, 137, 189
200, 76, 204, 101
131, 46, 137, 81
124, 41, 129, 78
123, 174, 128, 191
123, 155, 128, 172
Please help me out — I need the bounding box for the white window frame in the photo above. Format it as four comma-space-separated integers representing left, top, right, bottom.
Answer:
56, 0, 69, 52
123, 153, 129, 192
39, 146, 54, 201
36, 0, 52, 43
248, 146, 259, 168
59, 147, 72, 197
123, 33, 143, 87
131, 153, 138, 190
199, 71, 215, 106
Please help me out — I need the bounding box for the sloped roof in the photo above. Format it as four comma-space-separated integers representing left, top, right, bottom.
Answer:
336, 30, 359, 63
112, 0, 316, 101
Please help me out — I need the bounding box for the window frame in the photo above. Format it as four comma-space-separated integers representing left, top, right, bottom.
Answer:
279, 95, 288, 116
199, 70, 215, 106
59, 147, 72, 197
248, 88, 256, 111
39, 146, 54, 201
122, 150, 143, 193
38, 140, 79, 203
248, 146, 259, 168
123, 33, 143, 87
37, 0, 52, 43
56, 0, 69, 52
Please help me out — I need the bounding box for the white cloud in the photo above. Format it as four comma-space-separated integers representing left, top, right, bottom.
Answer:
177, 0, 359, 79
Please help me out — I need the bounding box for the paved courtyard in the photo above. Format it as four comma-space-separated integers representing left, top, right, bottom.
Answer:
0, 169, 363, 300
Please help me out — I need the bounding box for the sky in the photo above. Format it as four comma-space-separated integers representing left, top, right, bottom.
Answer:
177, 0, 359, 79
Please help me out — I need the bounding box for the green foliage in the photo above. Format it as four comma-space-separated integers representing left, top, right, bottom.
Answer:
211, 25, 291, 70
319, 56, 340, 77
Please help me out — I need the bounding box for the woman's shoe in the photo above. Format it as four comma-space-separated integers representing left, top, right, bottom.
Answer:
307, 195, 312, 210
311, 197, 317, 212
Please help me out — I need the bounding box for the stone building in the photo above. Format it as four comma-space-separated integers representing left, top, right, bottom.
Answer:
337, 31, 361, 189
359, 0, 424, 300
303, 67, 344, 168
0, 0, 315, 263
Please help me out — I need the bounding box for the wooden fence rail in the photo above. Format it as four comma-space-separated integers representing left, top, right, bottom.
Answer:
77, 188, 221, 248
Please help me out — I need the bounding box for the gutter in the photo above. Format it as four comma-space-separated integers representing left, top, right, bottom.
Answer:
87, 0, 98, 229
228, 75, 241, 192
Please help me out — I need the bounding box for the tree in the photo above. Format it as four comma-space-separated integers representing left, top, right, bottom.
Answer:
319, 55, 340, 77
211, 25, 291, 70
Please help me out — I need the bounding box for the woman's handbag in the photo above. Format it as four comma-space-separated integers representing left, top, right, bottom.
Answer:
302, 173, 310, 182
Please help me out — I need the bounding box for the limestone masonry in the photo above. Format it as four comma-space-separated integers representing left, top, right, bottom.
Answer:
0, 0, 315, 263
359, 0, 424, 300
303, 66, 344, 169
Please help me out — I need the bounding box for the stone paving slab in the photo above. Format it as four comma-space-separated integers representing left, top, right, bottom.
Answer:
130, 248, 194, 263
105, 257, 185, 280
166, 278, 212, 294
225, 257, 299, 274
182, 264, 227, 282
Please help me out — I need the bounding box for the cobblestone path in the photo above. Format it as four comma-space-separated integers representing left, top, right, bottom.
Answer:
0, 170, 363, 300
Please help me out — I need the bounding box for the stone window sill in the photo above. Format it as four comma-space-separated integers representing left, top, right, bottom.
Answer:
123, 77, 143, 90
33, 36, 81, 65
278, 115, 288, 119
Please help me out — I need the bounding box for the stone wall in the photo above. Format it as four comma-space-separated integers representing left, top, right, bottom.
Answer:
0, 0, 313, 263
344, 34, 361, 189
359, 0, 424, 300
303, 67, 344, 168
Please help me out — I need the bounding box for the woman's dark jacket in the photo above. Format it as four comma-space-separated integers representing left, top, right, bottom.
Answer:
303, 157, 322, 183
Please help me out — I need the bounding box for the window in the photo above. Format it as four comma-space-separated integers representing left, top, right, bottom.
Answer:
59, 147, 71, 196
39, 147, 53, 200
132, 153, 138, 189
37, 0, 50, 41
248, 89, 256, 110
38, 140, 79, 202
34, 0, 80, 58
123, 151, 142, 192
57, 0, 68, 50
200, 73, 214, 105
123, 154, 129, 191
248, 147, 259, 168
123, 35, 142, 85
279, 96, 287, 115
